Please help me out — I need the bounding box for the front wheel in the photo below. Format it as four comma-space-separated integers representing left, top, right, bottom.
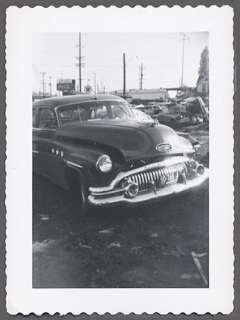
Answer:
70, 173, 89, 216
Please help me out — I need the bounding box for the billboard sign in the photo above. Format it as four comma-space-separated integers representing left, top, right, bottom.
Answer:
57, 79, 76, 93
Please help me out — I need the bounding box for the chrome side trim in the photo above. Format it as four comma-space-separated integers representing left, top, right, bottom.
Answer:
90, 156, 189, 193
66, 160, 83, 169
32, 150, 39, 154
33, 127, 56, 132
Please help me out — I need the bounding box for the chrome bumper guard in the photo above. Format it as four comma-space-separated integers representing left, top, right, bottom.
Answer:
88, 157, 209, 207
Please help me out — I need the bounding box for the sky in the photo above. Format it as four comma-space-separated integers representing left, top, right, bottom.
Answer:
32, 32, 208, 94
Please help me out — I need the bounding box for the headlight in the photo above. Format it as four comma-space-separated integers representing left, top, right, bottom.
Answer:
96, 154, 112, 173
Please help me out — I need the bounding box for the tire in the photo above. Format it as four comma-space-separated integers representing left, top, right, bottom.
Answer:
78, 178, 89, 215
69, 171, 89, 216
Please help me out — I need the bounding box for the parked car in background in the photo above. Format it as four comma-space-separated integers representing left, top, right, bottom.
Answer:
155, 103, 189, 128
183, 97, 209, 124
134, 104, 162, 119
131, 108, 154, 123
33, 94, 208, 214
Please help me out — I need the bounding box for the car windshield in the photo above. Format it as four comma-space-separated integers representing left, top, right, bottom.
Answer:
58, 100, 135, 126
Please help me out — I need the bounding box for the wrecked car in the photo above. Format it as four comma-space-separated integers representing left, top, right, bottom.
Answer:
156, 104, 188, 128
131, 108, 154, 123
183, 97, 209, 124
33, 94, 208, 213
134, 104, 162, 119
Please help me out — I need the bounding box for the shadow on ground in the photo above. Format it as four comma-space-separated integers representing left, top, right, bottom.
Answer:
33, 173, 209, 288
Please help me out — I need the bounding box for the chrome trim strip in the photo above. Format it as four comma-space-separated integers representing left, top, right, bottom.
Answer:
88, 169, 209, 207
144, 173, 148, 186
132, 176, 137, 185
33, 127, 56, 132
90, 156, 189, 194
145, 172, 149, 183
137, 175, 141, 186
138, 173, 142, 186
152, 171, 156, 181
149, 171, 154, 181
32, 150, 39, 154
66, 160, 83, 169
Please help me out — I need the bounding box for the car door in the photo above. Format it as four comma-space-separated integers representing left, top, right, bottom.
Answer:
33, 107, 58, 178
33, 106, 72, 189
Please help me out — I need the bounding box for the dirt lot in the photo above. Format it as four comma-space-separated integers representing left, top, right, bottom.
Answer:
33, 125, 209, 288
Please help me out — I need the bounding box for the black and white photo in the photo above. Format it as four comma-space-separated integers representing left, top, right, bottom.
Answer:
6, 6, 234, 315
32, 32, 209, 289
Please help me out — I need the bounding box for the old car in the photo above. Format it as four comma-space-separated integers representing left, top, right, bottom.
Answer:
134, 104, 162, 119
156, 104, 189, 128
33, 94, 208, 214
131, 108, 154, 123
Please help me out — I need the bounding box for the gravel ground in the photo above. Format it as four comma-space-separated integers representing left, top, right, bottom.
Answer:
33, 126, 209, 288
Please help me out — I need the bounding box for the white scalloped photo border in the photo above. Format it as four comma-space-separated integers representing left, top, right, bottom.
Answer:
6, 5, 234, 315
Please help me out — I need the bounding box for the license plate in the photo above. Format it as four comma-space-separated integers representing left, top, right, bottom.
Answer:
165, 169, 179, 185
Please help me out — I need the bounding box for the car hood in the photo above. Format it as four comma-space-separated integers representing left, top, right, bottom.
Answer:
57, 119, 194, 161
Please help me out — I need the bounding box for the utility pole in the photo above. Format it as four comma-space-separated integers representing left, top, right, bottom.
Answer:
123, 53, 126, 98
76, 32, 85, 93
40, 72, 46, 97
79, 32, 82, 92
49, 76, 52, 96
139, 63, 144, 90
93, 72, 97, 95
180, 33, 188, 88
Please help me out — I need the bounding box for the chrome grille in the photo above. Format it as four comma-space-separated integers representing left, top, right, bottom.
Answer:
126, 163, 186, 192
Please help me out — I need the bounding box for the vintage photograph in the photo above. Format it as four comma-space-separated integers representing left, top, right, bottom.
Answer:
32, 32, 209, 288
6, 6, 234, 314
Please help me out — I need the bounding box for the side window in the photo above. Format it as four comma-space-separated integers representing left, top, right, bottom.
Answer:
89, 105, 109, 120
38, 108, 57, 129
78, 106, 89, 121
58, 105, 80, 125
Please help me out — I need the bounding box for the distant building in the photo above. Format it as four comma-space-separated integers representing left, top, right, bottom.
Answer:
167, 86, 196, 100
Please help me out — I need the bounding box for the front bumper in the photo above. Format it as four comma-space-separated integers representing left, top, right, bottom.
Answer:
88, 157, 209, 207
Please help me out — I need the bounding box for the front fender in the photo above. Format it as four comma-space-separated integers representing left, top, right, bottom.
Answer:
63, 144, 124, 188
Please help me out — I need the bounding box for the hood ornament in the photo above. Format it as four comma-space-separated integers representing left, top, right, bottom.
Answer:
155, 143, 172, 153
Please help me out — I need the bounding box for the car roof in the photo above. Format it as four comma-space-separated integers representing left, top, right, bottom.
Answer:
33, 94, 124, 109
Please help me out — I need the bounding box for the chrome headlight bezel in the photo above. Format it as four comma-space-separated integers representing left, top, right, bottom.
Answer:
96, 154, 113, 173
